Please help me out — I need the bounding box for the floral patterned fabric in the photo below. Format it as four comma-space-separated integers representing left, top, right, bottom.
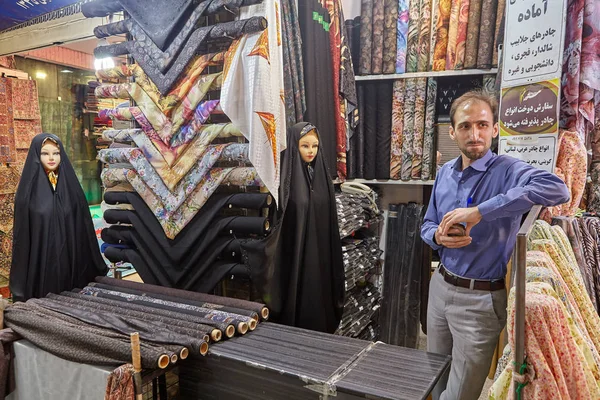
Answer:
476, 0, 497, 69
105, 364, 135, 400
396, 0, 409, 73
359, 0, 374, 74
444, 0, 461, 70
371, 0, 385, 74
405, 0, 421, 73
428, 0, 439, 70
411, 78, 427, 178
11, 79, 40, 120
416, 0, 432, 72
401, 79, 416, 180
422, 77, 437, 180
382, 0, 399, 73
102, 167, 261, 238
390, 80, 405, 179
578, 217, 600, 312
464, 0, 482, 68
431, 0, 451, 71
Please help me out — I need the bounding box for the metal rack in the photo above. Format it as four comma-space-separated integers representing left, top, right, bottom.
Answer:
511, 204, 542, 399
354, 68, 498, 81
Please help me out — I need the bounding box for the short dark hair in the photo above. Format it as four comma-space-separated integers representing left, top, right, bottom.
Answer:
449, 89, 498, 128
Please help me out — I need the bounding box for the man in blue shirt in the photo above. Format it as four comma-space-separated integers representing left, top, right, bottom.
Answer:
421, 90, 569, 400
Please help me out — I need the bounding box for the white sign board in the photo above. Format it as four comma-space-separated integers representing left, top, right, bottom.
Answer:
502, 0, 567, 87
499, 135, 557, 173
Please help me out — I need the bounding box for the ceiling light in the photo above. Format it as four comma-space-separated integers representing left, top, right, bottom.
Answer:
35, 71, 47, 79
60, 69, 73, 73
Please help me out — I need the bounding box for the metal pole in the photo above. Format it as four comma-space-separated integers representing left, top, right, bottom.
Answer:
513, 205, 542, 400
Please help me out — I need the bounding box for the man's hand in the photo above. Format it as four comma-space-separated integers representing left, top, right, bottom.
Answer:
435, 225, 472, 248
439, 207, 483, 237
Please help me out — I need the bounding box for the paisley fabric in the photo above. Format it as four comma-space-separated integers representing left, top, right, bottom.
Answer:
464, 0, 482, 68
102, 167, 262, 238
411, 78, 427, 178
371, 0, 385, 74
428, 0, 439, 70
383, 0, 399, 74
396, 0, 409, 73
401, 79, 416, 180
405, 0, 421, 73
359, 0, 374, 74
431, 0, 451, 71
422, 78, 437, 180
416, 0, 432, 72
220, 0, 286, 206
390, 80, 405, 180
476, 0, 497, 69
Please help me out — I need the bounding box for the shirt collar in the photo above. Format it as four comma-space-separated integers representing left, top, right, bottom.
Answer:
452, 150, 495, 172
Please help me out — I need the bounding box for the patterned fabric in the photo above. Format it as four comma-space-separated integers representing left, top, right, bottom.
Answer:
383, 0, 399, 74
411, 78, 427, 178
371, 0, 385, 74
422, 78, 437, 180
11, 79, 40, 120
576, 218, 600, 312
416, 0, 432, 72
431, 0, 451, 71
359, 0, 374, 75
390, 80, 405, 179
464, 0, 482, 68
453, 0, 469, 69
281, 0, 306, 125
396, 0, 409, 73
0, 79, 15, 164
540, 131, 587, 221
476, 0, 497, 69
221, 0, 286, 206
561, 0, 600, 142
444, 0, 460, 70
401, 79, 416, 180
405, 0, 421, 73
492, 0, 505, 66
428, 0, 440, 70
102, 167, 261, 238
13, 119, 42, 150
105, 364, 135, 400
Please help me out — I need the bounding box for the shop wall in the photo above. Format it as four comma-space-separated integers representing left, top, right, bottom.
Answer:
14, 56, 102, 205
341, 0, 360, 18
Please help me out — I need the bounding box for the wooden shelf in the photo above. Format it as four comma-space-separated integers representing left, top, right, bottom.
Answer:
355, 68, 498, 81
335, 179, 435, 186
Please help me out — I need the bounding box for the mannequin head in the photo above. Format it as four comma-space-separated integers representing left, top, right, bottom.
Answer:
40, 138, 61, 172
298, 129, 319, 163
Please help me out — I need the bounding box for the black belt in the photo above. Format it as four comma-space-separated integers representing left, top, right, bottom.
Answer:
438, 264, 505, 291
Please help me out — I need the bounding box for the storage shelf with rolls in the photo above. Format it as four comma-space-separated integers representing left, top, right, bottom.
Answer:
354, 68, 498, 81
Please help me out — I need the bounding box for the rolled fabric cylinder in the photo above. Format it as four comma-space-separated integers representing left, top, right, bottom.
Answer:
476, 0, 497, 69
382, 0, 399, 74
81, 0, 122, 17
363, 83, 378, 179
356, 84, 365, 177
62, 291, 233, 338
401, 79, 417, 180
375, 82, 393, 179
464, 0, 482, 68
431, 0, 451, 71
33, 298, 209, 357
218, 216, 271, 236
95, 276, 269, 320
104, 191, 272, 210
359, 0, 374, 75
81, 286, 253, 334
492, 0, 505, 67
101, 225, 135, 246
371, 0, 385, 74
103, 209, 135, 225
89, 282, 259, 321
47, 293, 217, 343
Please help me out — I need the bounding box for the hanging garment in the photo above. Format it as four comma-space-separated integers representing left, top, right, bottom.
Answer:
416, 0, 433, 72
464, 0, 482, 68
401, 79, 417, 180
391, 80, 405, 180
405, 0, 421, 73
431, 0, 451, 71
240, 122, 344, 333
96, 17, 267, 95
396, 0, 409, 73
422, 77, 437, 180
9, 134, 107, 302
221, 0, 286, 204
476, 0, 497, 69
382, 0, 399, 73
281, 0, 306, 126
92, 1, 261, 73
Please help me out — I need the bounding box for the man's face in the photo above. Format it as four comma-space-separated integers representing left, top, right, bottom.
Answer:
449, 99, 499, 161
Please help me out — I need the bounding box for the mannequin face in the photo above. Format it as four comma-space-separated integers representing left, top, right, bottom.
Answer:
40, 141, 61, 172
299, 130, 319, 163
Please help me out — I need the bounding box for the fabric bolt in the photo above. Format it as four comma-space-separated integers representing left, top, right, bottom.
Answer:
96, 17, 267, 95
105, 364, 135, 400
355, 84, 365, 177
539, 130, 587, 221
401, 79, 417, 180
431, 0, 451, 70
382, 0, 399, 73
476, 0, 497, 69
370, 0, 385, 74
464, 0, 482, 68
281, 0, 306, 126
396, 0, 409, 73
428, 0, 440, 70
416, 0, 432, 72
491, 0, 505, 67
405, 0, 421, 73
568, 219, 596, 311
561, 0, 600, 142
363, 83, 378, 179
452, 0, 469, 69
359, 0, 374, 74
444, 0, 460, 70
221, 0, 286, 204
578, 218, 600, 311
422, 78, 437, 180
375, 82, 393, 179
0, 79, 15, 164
390, 80, 405, 179
411, 78, 427, 179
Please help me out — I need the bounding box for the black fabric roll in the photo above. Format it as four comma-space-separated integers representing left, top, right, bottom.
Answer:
47, 293, 216, 341
363, 83, 378, 179
346, 17, 362, 76
380, 204, 402, 344
5, 302, 170, 369
94, 277, 267, 317
94, 20, 129, 38
32, 298, 207, 356
81, 0, 122, 17
356, 84, 365, 178
103, 191, 132, 205
101, 225, 135, 246
90, 282, 258, 320
62, 291, 234, 334
375, 81, 392, 179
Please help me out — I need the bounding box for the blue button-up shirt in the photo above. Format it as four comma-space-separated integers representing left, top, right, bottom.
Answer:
421, 150, 570, 280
